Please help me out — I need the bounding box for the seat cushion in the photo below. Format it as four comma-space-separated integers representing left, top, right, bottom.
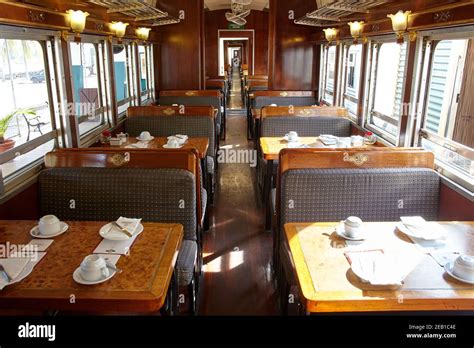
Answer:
201, 188, 207, 224
176, 240, 197, 286
39, 167, 198, 241
207, 156, 215, 174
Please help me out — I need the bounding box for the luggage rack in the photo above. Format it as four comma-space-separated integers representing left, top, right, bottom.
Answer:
88, 0, 180, 26
295, 0, 393, 27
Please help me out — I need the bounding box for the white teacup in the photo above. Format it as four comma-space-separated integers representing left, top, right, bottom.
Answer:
351, 135, 364, 147
80, 255, 110, 282
286, 131, 298, 141
167, 139, 180, 148
138, 131, 152, 141
117, 132, 128, 140
453, 255, 474, 282
38, 215, 61, 236
344, 216, 363, 238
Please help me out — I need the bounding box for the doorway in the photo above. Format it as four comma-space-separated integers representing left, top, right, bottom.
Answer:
218, 30, 255, 76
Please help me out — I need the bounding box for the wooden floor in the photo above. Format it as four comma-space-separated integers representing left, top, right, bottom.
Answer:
199, 71, 278, 315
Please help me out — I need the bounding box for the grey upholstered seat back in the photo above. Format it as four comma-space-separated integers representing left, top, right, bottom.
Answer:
39, 167, 197, 240
159, 96, 221, 125
124, 115, 215, 157
253, 96, 316, 109
280, 168, 439, 226
261, 116, 351, 137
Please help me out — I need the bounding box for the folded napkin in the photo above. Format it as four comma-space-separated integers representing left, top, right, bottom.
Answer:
400, 216, 447, 240
125, 142, 148, 149
169, 135, 188, 144
319, 135, 338, 145
287, 143, 308, 149
0, 258, 30, 282
93, 233, 141, 255
116, 217, 142, 234
351, 252, 405, 286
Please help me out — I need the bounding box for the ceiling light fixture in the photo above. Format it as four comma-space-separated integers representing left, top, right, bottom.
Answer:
111, 21, 129, 43
323, 28, 338, 45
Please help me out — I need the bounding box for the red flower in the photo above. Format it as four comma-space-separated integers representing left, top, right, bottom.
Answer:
102, 130, 112, 137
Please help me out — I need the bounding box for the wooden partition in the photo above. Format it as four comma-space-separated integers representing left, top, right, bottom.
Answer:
261, 106, 348, 118
279, 149, 434, 175
159, 90, 221, 99
127, 105, 215, 118
251, 90, 315, 98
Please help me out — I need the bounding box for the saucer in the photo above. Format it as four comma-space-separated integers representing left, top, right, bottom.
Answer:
136, 136, 154, 142
283, 135, 300, 143
444, 262, 474, 284
162, 144, 183, 149
335, 223, 365, 241
73, 266, 116, 285
30, 222, 69, 239
99, 222, 144, 241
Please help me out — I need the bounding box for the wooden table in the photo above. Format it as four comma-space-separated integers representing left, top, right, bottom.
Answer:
105, 137, 209, 159
0, 220, 183, 314
284, 221, 474, 314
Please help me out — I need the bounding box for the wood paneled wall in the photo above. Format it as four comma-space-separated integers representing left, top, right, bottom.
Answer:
267, 0, 317, 91
156, 0, 205, 90
204, 10, 269, 78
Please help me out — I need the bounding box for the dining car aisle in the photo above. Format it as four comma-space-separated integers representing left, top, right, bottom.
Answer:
199, 69, 278, 315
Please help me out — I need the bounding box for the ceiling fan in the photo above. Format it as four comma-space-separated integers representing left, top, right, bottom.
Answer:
225, 0, 252, 25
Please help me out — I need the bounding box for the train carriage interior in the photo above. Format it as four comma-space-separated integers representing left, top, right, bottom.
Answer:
0, 0, 473, 345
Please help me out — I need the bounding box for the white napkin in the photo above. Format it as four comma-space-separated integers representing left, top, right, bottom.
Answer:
116, 217, 142, 234
93, 234, 140, 255
0, 258, 30, 281
319, 134, 338, 145
349, 251, 422, 286
168, 135, 188, 144
400, 216, 447, 240
125, 142, 148, 149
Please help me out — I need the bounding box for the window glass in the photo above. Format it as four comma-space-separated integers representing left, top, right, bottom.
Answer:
138, 44, 153, 103
420, 38, 473, 186
70, 42, 105, 136
367, 41, 407, 140
0, 38, 56, 180
113, 44, 132, 115
343, 44, 362, 117
323, 46, 336, 103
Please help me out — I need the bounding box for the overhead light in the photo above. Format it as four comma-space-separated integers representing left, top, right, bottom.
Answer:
387, 10, 411, 43
323, 28, 338, 44
111, 22, 129, 42
66, 10, 89, 42
348, 21, 364, 44
136, 27, 151, 41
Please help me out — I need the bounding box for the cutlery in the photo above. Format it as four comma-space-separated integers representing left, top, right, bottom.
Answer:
109, 222, 133, 237
0, 265, 12, 282
105, 261, 122, 274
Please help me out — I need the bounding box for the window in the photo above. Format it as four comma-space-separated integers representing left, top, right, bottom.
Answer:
69, 40, 110, 138
320, 45, 336, 105
418, 37, 474, 191
0, 36, 60, 188
341, 44, 362, 118
113, 43, 137, 116
138, 44, 153, 103
366, 41, 407, 142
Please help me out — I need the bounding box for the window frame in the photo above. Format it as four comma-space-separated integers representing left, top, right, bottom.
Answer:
364, 38, 408, 145
339, 42, 363, 121
137, 43, 154, 104
0, 27, 63, 195
66, 35, 112, 145
114, 39, 139, 119
414, 27, 474, 193
319, 44, 337, 105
